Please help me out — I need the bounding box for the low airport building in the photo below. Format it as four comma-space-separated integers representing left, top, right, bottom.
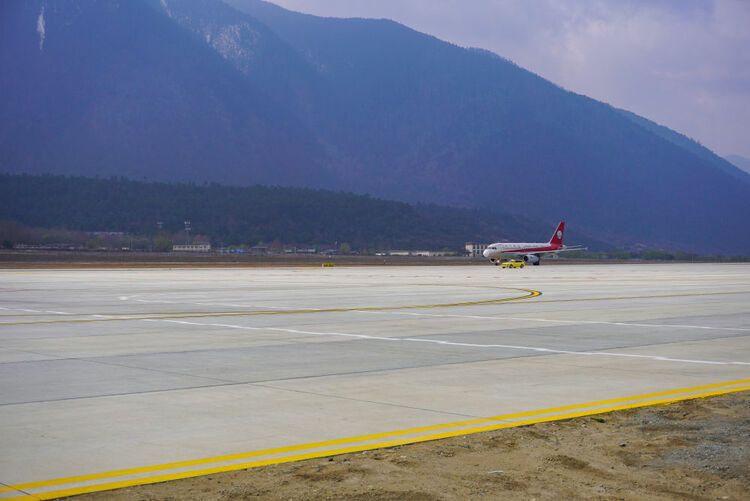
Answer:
465, 242, 488, 257
389, 250, 455, 257
172, 243, 211, 252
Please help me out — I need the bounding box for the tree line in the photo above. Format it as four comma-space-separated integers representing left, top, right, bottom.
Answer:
0, 173, 556, 251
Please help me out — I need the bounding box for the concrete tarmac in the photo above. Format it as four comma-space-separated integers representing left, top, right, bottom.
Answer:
0, 264, 748, 499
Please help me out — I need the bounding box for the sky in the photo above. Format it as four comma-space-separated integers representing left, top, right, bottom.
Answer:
269, 0, 750, 159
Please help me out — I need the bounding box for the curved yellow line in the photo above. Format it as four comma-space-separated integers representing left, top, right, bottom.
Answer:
0, 288, 541, 326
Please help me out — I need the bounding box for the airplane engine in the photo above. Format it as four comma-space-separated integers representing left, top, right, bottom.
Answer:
523, 254, 540, 265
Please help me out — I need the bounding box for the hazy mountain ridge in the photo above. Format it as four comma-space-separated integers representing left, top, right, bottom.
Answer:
2, 0, 749, 253
726, 155, 750, 175
616, 109, 750, 185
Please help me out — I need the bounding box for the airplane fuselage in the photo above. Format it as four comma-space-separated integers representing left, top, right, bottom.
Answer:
481, 222, 583, 265
484, 242, 562, 257
482, 242, 562, 265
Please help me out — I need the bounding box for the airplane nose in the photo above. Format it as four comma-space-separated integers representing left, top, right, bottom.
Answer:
482, 249, 489, 258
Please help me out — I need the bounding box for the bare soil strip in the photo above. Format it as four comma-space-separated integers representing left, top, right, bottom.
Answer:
0, 250, 671, 268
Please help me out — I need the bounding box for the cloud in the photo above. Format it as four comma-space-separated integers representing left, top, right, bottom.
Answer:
268, 0, 750, 157
37, 5, 46, 51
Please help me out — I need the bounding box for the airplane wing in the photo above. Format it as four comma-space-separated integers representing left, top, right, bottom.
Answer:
558, 245, 587, 252
527, 246, 586, 258
543, 246, 587, 256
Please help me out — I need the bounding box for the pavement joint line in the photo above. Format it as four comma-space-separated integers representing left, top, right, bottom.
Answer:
9, 335, 748, 406
127, 317, 750, 367
396, 338, 750, 365
2, 381, 748, 500
247, 382, 480, 419
379, 310, 750, 332
2, 321, 746, 381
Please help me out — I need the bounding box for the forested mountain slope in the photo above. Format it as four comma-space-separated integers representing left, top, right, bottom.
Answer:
0, 174, 606, 250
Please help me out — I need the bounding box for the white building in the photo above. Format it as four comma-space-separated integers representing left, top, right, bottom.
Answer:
465, 242, 488, 257
172, 243, 211, 252
389, 250, 456, 257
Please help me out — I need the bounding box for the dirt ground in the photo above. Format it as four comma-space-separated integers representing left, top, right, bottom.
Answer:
0, 250, 479, 267
66, 391, 749, 501
0, 250, 658, 268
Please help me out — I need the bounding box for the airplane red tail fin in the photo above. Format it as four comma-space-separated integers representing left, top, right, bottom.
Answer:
549, 222, 565, 246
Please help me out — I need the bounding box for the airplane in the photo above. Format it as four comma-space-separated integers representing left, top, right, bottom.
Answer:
482, 221, 585, 266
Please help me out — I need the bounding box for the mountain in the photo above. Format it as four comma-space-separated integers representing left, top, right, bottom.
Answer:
2, 0, 749, 254
227, 0, 750, 254
616, 110, 750, 186
726, 155, 750, 175
0, 0, 332, 187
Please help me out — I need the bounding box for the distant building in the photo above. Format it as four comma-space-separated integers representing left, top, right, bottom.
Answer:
389, 250, 455, 257
414, 250, 456, 257
250, 246, 268, 255
172, 243, 211, 252
465, 242, 488, 257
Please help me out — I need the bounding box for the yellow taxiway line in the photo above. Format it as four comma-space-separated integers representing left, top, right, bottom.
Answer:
2, 379, 748, 500
523, 290, 749, 303
2, 289, 749, 327
0, 288, 542, 326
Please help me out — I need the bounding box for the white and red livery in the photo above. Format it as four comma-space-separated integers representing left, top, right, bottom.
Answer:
482, 222, 584, 266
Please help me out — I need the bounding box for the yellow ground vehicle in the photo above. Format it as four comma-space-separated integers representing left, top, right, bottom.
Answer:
501, 259, 525, 269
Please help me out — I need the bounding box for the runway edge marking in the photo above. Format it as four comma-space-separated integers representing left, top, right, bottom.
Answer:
3, 379, 748, 500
